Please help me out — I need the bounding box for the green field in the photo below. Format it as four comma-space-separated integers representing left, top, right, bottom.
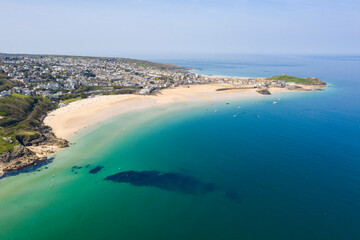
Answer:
61, 97, 83, 104
11, 93, 29, 99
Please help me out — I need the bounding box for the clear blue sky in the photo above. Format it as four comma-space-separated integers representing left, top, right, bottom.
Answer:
1, 0, 359, 58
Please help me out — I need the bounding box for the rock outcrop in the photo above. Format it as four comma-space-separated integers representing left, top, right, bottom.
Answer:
0, 126, 69, 177
256, 88, 271, 95
0, 145, 40, 174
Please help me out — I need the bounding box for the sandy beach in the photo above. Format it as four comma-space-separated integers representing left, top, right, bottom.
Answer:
44, 84, 286, 140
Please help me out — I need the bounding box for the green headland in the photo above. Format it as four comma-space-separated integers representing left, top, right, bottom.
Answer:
268, 74, 326, 85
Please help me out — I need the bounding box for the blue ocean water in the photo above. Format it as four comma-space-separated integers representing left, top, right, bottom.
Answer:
0, 55, 359, 239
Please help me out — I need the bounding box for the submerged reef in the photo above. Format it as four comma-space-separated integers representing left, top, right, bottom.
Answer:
105, 170, 217, 195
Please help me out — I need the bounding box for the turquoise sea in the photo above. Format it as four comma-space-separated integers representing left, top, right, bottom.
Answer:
0, 55, 360, 239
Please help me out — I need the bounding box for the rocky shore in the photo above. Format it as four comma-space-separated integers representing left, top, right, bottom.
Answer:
0, 126, 68, 177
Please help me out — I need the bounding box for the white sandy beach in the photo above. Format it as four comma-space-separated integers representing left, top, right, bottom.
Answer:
44, 84, 286, 140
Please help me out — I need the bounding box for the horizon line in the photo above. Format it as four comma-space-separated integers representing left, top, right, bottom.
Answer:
1, 51, 360, 61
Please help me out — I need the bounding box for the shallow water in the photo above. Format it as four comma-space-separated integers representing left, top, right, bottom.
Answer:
0, 55, 359, 240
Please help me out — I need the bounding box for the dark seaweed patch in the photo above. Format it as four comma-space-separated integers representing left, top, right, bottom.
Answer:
71, 166, 82, 174
177, 168, 191, 173
89, 166, 104, 174
104, 170, 217, 194
224, 190, 242, 204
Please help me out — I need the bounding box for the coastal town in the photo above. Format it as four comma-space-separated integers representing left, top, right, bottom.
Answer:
0, 54, 325, 101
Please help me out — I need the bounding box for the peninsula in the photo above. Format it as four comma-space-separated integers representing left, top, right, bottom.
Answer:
0, 54, 326, 177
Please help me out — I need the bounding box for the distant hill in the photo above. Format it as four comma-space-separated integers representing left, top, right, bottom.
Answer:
0, 53, 185, 71
116, 58, 185, 71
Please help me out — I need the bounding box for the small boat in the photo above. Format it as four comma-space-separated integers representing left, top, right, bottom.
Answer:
273, 102, 277, 104
256, 115, 260, 118
214, 110, 218, 113
238, 106, 241, 109
226, 103, 230, 105
233, 115, 237, 117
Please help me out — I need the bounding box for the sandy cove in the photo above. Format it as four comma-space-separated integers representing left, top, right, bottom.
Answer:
44, 84, 287, 141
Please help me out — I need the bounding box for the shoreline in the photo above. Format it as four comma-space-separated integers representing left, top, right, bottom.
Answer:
0, 83, 322, 177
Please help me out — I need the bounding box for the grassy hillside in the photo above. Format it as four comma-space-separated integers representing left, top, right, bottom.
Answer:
268, 75, 325, 85
0, 93, 56, 152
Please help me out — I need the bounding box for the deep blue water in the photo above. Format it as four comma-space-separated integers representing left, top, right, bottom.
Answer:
156, 55, 360, 238
0, 55, 359, 239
